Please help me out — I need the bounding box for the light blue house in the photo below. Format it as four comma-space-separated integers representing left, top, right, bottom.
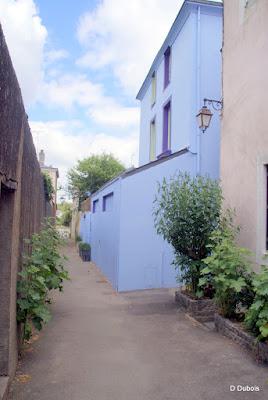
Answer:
86, 0, 223, 291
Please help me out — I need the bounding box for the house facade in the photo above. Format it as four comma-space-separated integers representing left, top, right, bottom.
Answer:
221, 0, 268, 265
137, 0, 222, 176
89, 0, 223, 291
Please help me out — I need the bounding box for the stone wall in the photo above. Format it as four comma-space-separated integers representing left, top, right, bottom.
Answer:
0, 24, 52, 379
215, 314, 268, 364
175, 290, 216, 323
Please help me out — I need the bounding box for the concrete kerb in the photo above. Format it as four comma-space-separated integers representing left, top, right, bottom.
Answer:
0, 377, 9, 400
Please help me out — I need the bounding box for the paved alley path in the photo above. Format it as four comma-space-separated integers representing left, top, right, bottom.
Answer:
9, 243, 268, 400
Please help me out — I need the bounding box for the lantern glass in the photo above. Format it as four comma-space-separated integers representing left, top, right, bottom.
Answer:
196, 106, 213, 132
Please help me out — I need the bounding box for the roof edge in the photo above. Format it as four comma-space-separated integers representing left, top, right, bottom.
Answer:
92, 147, 190, 199
136, 0, 223, 101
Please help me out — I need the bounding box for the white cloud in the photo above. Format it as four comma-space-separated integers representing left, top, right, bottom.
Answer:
39, 73, 139, 129
76, 0, 184, 95
89, 104, 139, 128
30, 120, 139, 195
0, 0, 47, 105
45, 49, 69, 65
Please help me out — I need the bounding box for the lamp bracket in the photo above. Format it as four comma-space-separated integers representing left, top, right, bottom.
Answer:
203, 98, 223, 111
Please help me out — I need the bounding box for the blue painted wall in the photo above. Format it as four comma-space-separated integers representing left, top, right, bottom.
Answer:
90, 178, 121, 289
118, 152, 195, 291
90, 1, 223, 292
79, 211, 91, 244
138, 2, 222, 180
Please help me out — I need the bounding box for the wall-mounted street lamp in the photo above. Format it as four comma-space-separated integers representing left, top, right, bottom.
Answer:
196, 98, 223, 133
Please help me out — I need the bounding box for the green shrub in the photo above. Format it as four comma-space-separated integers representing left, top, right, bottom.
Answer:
153, 172, 222, 295
200, 213, 254, 318
57, 202, 72, 227
245, 265, 268, 341
75, 235, 82, 243
17, 219, 69, 340
79, 242, 91, 251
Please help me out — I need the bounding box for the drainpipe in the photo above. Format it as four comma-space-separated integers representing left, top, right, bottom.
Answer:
196, 6, 201, 175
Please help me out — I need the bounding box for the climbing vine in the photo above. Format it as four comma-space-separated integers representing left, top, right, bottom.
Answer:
43, 172, 54, 201
17, 219, 69, 340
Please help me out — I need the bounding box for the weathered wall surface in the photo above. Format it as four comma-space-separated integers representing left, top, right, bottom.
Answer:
0, 24, 52, 378
221, 0, 268, 263
79, 212, 91, 245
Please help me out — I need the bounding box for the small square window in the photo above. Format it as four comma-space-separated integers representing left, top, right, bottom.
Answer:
103, 192, 114, 212
93, 199, 99, 213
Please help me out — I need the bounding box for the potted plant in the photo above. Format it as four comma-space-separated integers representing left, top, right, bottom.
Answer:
153, 173, 222, 322
79, 242, 91, 262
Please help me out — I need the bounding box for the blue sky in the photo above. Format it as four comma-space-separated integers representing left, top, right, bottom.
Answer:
0, 0, 184, 196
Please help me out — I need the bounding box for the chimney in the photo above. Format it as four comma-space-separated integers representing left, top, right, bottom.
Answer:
39, 149, 45, 167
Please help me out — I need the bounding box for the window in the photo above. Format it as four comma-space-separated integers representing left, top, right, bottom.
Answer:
103, 192, 114, 212
164, 47, 171, 88
149, 119, 156, 161
151, 72, 156, 105
163, 101, 171, 152
93, 199, 99, 213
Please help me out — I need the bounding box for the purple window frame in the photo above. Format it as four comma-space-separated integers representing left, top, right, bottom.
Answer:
162, 101, 171, 153
93, 199, 99, 213
102, 192, 114, 212
164, 47, 171, 89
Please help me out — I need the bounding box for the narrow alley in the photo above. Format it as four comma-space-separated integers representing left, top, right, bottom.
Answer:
8, 243, 268, 400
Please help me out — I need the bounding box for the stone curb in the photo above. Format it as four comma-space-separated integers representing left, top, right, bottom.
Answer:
175, 290, 216, 322
0, 377, 10, 400
215, 313, 268, 364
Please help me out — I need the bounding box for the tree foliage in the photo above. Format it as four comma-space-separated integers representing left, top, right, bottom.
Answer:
153, 172, 222, 295
67, 153, 125, 201
57, 202, 72, 227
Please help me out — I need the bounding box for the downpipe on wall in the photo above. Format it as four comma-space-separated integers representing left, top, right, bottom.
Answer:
196, 6, 201, 175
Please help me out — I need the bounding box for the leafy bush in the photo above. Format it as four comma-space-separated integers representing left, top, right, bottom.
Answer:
153, 172, 222, 295
17, 219, 69, 340
200, 213, 254, 318
245, 265, 268, 340
58, 202, 72, 227
75, 235, 82, 243
43, 172, 54, 201
79, 242, 91, 251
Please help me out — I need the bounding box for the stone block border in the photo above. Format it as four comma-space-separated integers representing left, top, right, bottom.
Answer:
214, 313, 268, 364
175, 290, 216, 322
0, 377, 10, 400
